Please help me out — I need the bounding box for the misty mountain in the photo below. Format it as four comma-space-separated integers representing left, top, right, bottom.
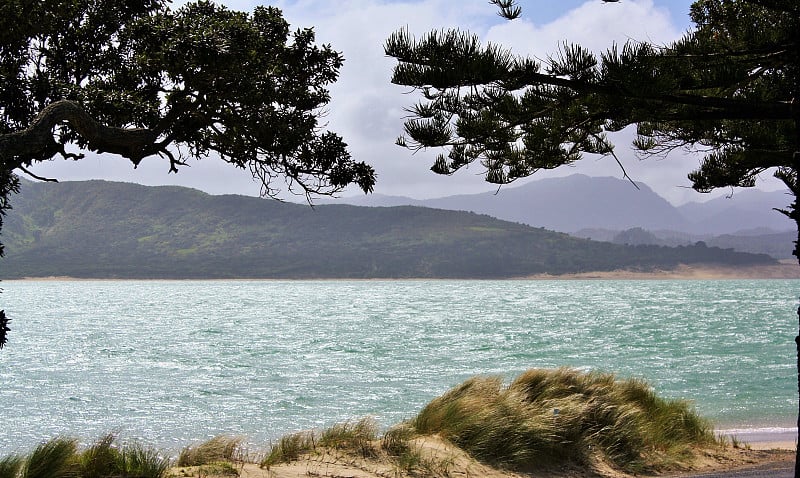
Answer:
571, 227, 796, 260
677, 188, 794, 234
0, 180, 775, 279
329, 174, 794, 235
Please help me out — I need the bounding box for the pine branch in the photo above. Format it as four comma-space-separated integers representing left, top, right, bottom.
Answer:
490, 0, 521, 20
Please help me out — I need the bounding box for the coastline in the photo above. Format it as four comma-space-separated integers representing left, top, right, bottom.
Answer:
718, 427, 797, 451
5, 262, 800, 282
524, 262, 800, 281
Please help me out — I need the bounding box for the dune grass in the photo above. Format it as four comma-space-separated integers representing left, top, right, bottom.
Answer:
0, 455, 25, 478
259, 431, 317, 468
177, 436, 244, 467
411, 367, 716, 473
1, 369, 721, 476
19, 438, 77, 478
0, 455, 24, 478
260, 417, 380, 468
319, 418, 379, 457
0, 435, 169, 478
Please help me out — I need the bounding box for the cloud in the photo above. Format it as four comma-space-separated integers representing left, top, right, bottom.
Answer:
24, 0, 784, 205
484, 0, 679, 57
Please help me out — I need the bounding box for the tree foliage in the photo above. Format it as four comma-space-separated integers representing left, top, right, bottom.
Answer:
0, 0, 378, 347
386, 0, 800, 474
0, 0, 375, 200
385, 0, 797, 194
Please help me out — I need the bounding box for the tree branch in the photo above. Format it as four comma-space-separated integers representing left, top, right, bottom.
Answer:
18, 166, 58, 182
514, 70, 794, 120
0, 100, 159, 170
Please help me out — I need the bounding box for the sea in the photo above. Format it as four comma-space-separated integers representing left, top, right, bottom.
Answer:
1, 279, 798, 454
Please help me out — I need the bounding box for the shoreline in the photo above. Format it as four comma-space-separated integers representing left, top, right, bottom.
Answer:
523, 262, 800, 280
717, 427, 797, 450
4, 263, 800, 282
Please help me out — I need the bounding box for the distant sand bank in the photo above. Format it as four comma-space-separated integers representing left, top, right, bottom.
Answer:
718, 428, 797, 451
525, 262, 800, 280
6, 262, 800, 282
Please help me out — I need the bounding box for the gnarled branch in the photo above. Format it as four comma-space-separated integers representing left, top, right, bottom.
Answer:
0, 100, 159, 170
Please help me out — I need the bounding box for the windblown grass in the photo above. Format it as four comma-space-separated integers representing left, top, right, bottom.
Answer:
77, 434, 120, 478
381, 425, 416, 457
319, 418, 378, 457
20, 437, 77, 478
1, 369, 721, 476
411, 367, 716, 473
1, 435, 169, 478
177, 436, 244, 467
260, 417, 379, 468
116, 443, 170, 478
259, 431, 316, 468
0, 455, 24, 478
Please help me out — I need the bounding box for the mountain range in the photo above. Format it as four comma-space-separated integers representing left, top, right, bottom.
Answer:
0, 179, 777, 279
325, 174, 794, 236
321, 174, 795, 259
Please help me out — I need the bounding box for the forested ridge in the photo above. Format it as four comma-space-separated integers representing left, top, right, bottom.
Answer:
0, 180, 775, 279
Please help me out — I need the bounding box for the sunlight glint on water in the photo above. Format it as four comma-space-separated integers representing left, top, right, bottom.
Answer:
0, 279, 796, 452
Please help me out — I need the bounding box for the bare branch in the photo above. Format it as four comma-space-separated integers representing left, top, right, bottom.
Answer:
18, 166, 58, 183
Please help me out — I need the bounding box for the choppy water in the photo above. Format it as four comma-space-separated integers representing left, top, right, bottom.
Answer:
0, 279, 798, 453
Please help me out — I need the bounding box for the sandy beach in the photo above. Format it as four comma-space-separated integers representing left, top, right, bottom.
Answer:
525, 262, 800, 280
8, 262, 800, 282
719, 428, 797, 451
210, 432, 798, 478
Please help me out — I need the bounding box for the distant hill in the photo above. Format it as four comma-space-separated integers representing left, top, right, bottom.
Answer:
0, 180, 776, 279
327, 174, 794, 235
676, 188, 794, 234
571, 227, 796, 259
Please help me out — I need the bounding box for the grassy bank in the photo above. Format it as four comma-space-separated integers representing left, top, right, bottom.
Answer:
410, 368, 715, 473
0, 369, 736, 478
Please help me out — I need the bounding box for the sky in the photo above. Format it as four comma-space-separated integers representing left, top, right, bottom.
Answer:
26, 0, 786, 205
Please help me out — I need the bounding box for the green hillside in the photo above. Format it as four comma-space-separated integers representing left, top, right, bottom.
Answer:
0, 180, 776, 279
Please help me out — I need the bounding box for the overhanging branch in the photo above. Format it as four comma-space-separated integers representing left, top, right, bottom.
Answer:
514, 70, 794, 120
0, 100, 159, 170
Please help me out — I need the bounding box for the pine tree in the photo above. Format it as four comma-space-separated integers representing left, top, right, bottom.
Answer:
386, 0, 799, 472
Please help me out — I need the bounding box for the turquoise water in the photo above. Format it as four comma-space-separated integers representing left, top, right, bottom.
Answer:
0, 279, 797, 453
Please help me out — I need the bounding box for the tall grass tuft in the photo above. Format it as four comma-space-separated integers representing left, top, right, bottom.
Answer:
177, 436, 243, 467
77, 434, 121, 478
261, 417, 380, 468
260, 432, 316, 468
76, 434, 169, 478
20, 437, 78, 478
0, 455, 24, 478
412, 368, 715, 473
4, 435, 170, 478
117, 443, 170, 478
319, 417, 378, 457
381, 425, 415, 457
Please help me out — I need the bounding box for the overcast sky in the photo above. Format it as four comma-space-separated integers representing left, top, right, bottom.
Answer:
26, 0, 786, 205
